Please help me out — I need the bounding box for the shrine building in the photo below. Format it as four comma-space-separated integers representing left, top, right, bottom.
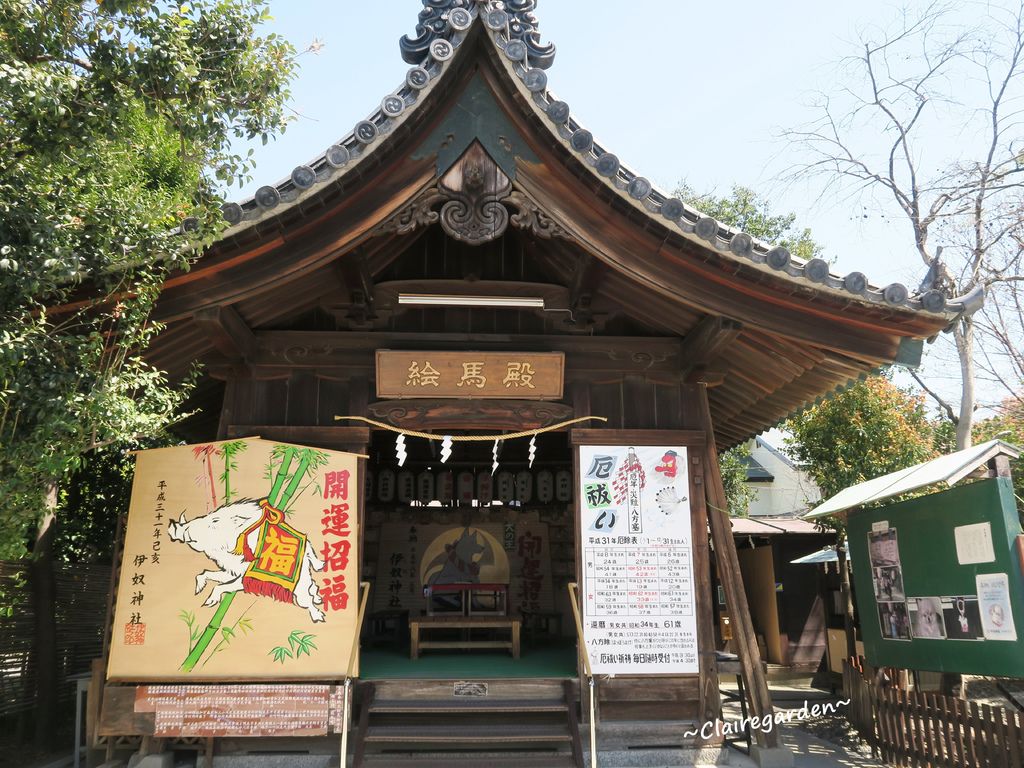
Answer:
88, 2, 966, 766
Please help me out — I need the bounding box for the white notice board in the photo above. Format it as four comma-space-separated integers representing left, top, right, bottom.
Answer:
578, 444, 698, 675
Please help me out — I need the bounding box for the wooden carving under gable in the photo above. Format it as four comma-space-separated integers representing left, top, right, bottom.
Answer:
438, 141, 512, 245
375, 141, 571, 242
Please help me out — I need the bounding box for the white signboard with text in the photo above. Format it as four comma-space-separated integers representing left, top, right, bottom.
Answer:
578, 444, 699, 675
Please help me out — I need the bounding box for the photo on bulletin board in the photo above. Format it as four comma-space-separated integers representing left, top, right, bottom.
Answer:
977, 573, 1017, 641
908, 597, 946, 639
868, 528, 901, 568
942, 596, 984, 640
878, 600, 911, 640
873, 565, 905, 602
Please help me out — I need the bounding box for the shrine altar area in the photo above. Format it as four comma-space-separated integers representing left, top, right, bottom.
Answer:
368, 518, 561, 620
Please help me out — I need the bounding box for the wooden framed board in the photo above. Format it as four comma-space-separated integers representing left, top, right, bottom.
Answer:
376, 350, 564, 400
848, 477, 1024, 675
106, 438, 361, 681
571, 430, 708, 677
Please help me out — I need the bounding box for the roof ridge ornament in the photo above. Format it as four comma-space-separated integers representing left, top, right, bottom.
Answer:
400, 1, 555, 70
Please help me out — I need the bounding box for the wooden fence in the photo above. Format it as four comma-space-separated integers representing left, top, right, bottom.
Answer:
845, 659, 1024, 768
0, 560, 110, 717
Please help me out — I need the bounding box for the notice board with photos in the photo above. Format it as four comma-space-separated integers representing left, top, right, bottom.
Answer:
847, 477, 1024, 675
576, 442, 699, 675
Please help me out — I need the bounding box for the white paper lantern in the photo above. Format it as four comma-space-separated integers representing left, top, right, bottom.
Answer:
555, 469, 573, 502
536, 470, 554, 503
377, 469, 395, 502
416, 470, 435, 504
457, 471, 475, 504
476, 472, 494, 505
437, 470, 454, 504
397, 470, 415, 503
515, 471, 533, 503
496, 471, 515, 503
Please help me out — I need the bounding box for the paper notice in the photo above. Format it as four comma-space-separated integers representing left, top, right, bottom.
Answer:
977, 573, 1016, 641
954, 522, 996, 565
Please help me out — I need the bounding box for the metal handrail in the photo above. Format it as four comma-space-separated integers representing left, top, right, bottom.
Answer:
567, 582, 598, 768
340, 581, 372, 762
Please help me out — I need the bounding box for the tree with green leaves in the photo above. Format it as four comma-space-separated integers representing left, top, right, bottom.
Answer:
720, 441, 757, 518
677, 183, 824, 263
787, 374, 940, 661
0, 0, 296, 742
787, 376, 938, 501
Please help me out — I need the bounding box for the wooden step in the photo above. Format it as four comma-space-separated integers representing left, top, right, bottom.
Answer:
364, 723, 572, 744
369, 678, 572, 702
359, 753, 578, 767
370, 698, 568, 714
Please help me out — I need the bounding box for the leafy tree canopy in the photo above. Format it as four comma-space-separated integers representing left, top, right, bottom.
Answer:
720, 442, 757, 518
786, 375, 939, 531
0, 0, 296, 558
677, 183, 824, 262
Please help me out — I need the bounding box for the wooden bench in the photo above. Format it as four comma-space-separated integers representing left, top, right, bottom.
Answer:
410, 615, 521, 660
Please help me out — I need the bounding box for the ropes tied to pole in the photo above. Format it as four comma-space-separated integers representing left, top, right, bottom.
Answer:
333, 414, 607, 440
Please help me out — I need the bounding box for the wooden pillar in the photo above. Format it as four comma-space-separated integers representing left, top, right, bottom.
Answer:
695, 384, 779, 749
690, 452, 723, 742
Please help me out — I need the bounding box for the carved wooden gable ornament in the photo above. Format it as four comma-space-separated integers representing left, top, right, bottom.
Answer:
377, 140, 568, 243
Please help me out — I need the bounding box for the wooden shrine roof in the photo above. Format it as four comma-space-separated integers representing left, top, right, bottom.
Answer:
121, 1, 974, 446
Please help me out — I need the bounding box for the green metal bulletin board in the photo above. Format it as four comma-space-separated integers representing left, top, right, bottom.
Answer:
848, 477, 1024, 675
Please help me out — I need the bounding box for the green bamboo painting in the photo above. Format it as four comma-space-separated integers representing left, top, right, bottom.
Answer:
173, 445, 330, 673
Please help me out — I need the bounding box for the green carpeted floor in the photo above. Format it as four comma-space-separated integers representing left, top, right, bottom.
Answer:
360, 642, 578, 679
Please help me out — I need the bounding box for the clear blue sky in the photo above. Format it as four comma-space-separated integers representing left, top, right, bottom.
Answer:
233, 1, 1013, 411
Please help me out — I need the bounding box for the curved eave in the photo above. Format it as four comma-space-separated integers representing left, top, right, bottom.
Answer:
474, 22, 957, 326
203, 11, 957, 333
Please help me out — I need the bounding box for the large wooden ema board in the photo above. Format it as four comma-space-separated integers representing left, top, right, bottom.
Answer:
577, 444, 699, 675
107, 439, 360, 682
848, 477, 1024, 676
101, 439, 363, 739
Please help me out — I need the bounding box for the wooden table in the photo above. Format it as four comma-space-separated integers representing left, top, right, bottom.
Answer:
410, 615, 521, 660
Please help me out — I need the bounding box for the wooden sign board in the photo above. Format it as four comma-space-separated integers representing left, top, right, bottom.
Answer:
376, 350, 564, 400
99, 683, 350, 737
107, 438, 360, 682
135, 684, 335, 737
577, 444, 699, 675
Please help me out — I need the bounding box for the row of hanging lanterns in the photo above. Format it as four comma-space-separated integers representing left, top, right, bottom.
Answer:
367, 467, 574, 505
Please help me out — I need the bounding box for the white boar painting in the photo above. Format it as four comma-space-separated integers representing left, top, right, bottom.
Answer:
107, 438, 360, 681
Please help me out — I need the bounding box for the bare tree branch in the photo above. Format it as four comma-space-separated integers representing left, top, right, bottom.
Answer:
781, 0, 1024, 445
